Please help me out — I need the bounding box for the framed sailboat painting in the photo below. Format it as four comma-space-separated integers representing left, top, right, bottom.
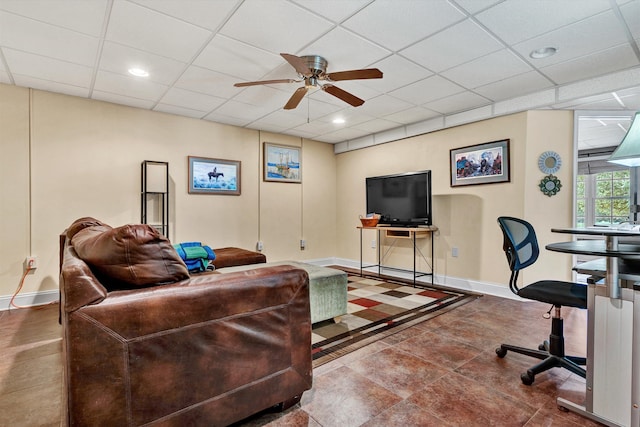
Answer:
264, 142, 301, 183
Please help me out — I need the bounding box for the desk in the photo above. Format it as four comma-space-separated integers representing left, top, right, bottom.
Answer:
550, 227, 640, 299
546, 228, 640, 427
357, 225, 437, 286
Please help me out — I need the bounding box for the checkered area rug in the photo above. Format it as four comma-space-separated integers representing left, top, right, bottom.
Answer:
311, 271, 478, 367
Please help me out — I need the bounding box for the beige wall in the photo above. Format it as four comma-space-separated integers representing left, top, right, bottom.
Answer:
336, 110, 575, 291
0, 84, 337, 302
1, 82, 575, 304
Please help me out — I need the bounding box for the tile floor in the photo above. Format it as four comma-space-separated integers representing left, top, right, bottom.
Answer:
0, 290, 602, 426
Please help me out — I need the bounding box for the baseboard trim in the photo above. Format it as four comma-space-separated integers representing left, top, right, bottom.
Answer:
0, 290, 59, 312
308, 257, 521, 301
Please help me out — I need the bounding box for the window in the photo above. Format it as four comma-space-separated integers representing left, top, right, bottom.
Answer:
576, 170, 630, 227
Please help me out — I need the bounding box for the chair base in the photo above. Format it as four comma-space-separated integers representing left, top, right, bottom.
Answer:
496, 343, 586, 385
495, 316, 586, 385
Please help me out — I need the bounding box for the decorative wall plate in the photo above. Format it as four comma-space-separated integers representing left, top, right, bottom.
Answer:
539, 174, 562, 196
538, 151, 562, 174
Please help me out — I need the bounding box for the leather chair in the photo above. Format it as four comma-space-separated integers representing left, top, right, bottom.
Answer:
496, 216, 587, 385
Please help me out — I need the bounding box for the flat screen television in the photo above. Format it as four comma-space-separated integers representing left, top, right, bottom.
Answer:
366, 170, 432, 226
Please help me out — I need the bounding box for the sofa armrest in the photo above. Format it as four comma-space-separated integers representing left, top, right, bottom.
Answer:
60, 244, 108, 313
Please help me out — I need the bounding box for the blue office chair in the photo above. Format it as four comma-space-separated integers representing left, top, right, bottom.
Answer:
496, 216, 587, 385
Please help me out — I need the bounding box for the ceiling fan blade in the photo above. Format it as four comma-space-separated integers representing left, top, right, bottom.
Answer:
234, 79, 298, 87
284, 86, 309, 110
322, 84, 364, 107
326, 68, 383, 81
280, 53, 312, 76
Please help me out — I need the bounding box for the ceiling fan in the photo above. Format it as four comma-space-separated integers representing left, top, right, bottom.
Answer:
233, 53, 383, 110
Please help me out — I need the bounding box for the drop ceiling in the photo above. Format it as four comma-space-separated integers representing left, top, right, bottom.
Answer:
1, 0, 639, 152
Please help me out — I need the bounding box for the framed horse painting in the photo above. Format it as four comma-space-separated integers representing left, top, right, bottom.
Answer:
188, 156, 241, 195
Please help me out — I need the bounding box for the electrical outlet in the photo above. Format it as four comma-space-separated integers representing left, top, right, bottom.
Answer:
256, 241, 264, 251
371, 240, 376, 249
25, 256, 38, 270
452, 247, 459, 258
300, 239, 306, 250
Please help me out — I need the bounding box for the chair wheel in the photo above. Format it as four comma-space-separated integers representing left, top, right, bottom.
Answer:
538, 343, 546, 351
521, 371, 534, 386
495, 347, 507, 358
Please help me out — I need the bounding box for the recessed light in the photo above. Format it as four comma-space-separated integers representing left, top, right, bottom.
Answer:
333, 118, 345, 124
529, 47, 557, 59
128, 68, 149, 77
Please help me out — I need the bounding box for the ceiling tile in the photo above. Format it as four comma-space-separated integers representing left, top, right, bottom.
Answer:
512, 11, 630, 67
234, 84, 293, 110
454, 0, 502, 15
540, 44, 639, 85
383, 106, 440, 124
441, 49, 533, 89
194, 35, 286, 81
390, 75, 464, 104
203, 110, 252, 127
3, 48, 93, 88
319, 127, 372, 143
292, 119, 341, 135
213, 99, 275, 122
91, 90, 156, 109
159, 87, 226, 111
106, 1, 212, 62
219, 0, 333, 54
342, 0, 465, 51
620, 1, 640, 39
355, 94, 413, 117
558, 68, 640, 101
12, 75, 90, 98
474, 71, 553, 101
100, 41, 186, 85
153, 103, 207, 119
0, 0, 108, 36
400, 19, 504, 72
174, 65, 242, 98
290, 0, 371, 23
493, 89, 556, 115
353, 118, 402, 133
283, 97, 344, 121
359, 55, 432, 93
476, 0, 612, 44
321, 109, 376, 127
302, 27, 390, 71
249, 110, 309, 129
93, 70, 168, 101
445, 105, 492, 127
0, 11, 99, 66
130, 0, 241, 31
423, 91, 491, 114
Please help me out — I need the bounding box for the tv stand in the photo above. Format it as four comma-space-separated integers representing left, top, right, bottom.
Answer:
357, 225, 437, 286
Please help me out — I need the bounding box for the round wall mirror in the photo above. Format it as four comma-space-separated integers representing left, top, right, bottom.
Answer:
538, 151, 562, 174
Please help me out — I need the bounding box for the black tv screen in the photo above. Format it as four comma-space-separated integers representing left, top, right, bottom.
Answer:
366, 170, 432, 226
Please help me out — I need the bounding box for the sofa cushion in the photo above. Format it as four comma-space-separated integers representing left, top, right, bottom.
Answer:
66, 216, 111, 240
72, 223, 189, 290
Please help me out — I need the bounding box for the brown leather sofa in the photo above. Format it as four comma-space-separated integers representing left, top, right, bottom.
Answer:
59, 217, 312, 426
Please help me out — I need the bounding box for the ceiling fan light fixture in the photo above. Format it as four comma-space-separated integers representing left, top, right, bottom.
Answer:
529, 47, 557, 59
128, 67, 149, 77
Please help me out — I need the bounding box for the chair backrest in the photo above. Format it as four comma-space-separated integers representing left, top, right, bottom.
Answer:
497, 216, 540, 272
